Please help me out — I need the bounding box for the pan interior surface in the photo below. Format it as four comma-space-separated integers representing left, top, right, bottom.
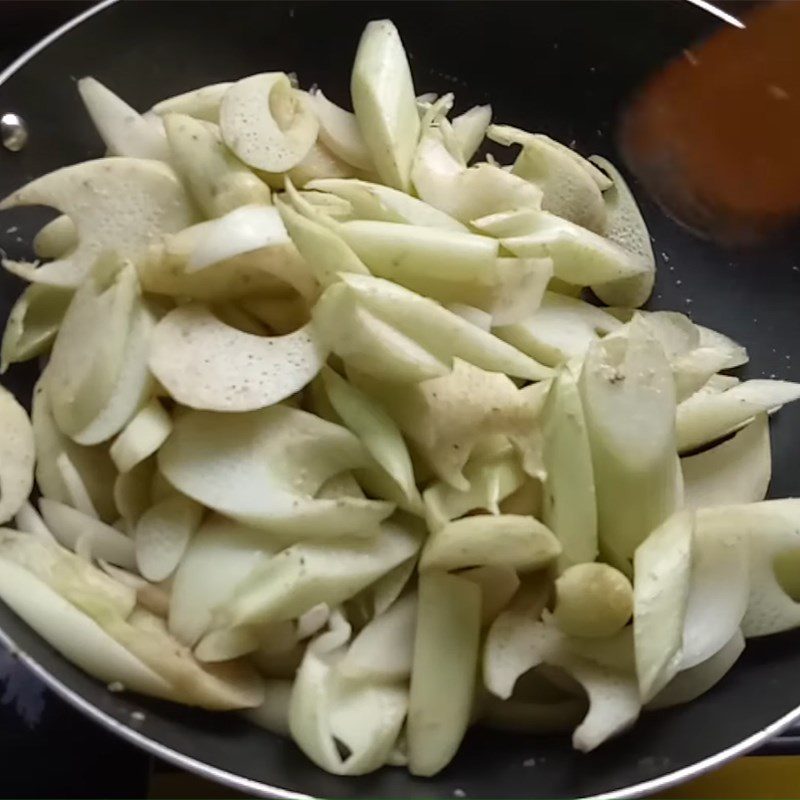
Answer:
0, 2, 799, 798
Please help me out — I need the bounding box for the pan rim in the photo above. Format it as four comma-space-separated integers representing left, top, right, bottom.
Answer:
1, 2, 799, 798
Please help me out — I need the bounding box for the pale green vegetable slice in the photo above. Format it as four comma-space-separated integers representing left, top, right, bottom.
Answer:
275, 197, 369, 287
135, 495, 203, 582
194, 626, 259, 663
33, 215, 77, 259
647, 631, 745, 711
461, 565, 520, 626
309, 90, 374, 171
220, 73, 318, 172
351, 360, 542, 490
587, 155, 655, 307
1, 284, 72, 372
682, 414, 771, 510
580, 317, 679, 567
420, 514, 560, 573
72, 301, 156, 446
338, 219, 499, 300
412, 130, 543, 223
113, 459, 155, 528
31, 378, 117, 521
39, 497, 136, 569
313, 287, 449, 383
351, 20, 419, 192
335, 273, 551, 381
487, 125, 606, 233
339, 592, 416, 681
321, 367, 418, 506
495, 210, 648, 287
541, 365, 597, 568
150, 304, 326, 413
245, 679, 293, 736
56, 453, 98, 517
159, 405, 393, 537
0, 158, 192, 287
423, 449, 526, 533
0, 556, 172, 697
163, 114, 271, 217
109, 398, 172, 473
15, 502, 55, 540
151, 82, 232, 122
677, 380, 800, 453
169, 515, 277, 647
696, 324, 748, 368
633, 510, 693, 702
452, 104, 491, 162
220, 514, 422, 627
46, 256, 138, 437
78, 77, 169, 161
289, 640, 407, 775
0, 386, 34, 524
297, 189, 354, 220
552, 564, 632, 639
483, 580, 552, 699
306, 177, 467, 231
407, 571, 481, 777
494, 291, 622, 368
680, 517, 748, 670
695, 500, 800, 638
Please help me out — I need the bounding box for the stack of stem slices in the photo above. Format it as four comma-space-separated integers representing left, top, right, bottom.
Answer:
0, 17, 798, 779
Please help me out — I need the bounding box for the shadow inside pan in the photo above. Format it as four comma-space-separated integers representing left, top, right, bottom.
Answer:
0, 2, 799, 798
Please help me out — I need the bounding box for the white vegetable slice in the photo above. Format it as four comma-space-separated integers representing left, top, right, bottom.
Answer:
306, 177, 467, 232
682, 414, 771, 510
351, 20, 419, 192
633, 510, 693, 702
1, 284, 72, 372
420, 514, 560, 573
169, 515, 276, 647
275, 197, 369, 288
109, 399, 172, 473
31, 379, 117, 521
696, 324, 748, 368
423, 450, 526, 533
648, 631, 745, 710
330, 273, 551, 381
72, 301, 156, 446
245, 679, 293, 736
321, 367, 418, 506
0, 386, 35, 524
159, 405, 393, 537
494, 291, 622, 368
113, 459, 154, 529
309, 90, 373, 170
580, 317, 679, 567
150, 304, 326, 413
680, 518, 748, 670
407, 571, 481, 777
588, 155, 655, 307
339, 592, 417, 681
487, 125, 606, 233
46, 256, 138, 437
134, 495, 203, 582
15, 502, 55, 540
220, 73, 318, 172
195, 626, 259, 663
677, 380, 800, 453
452, 104, 492, 162
541, 365, 597, 568
78, 77, 170, 161
164, 114, 271, 217
220, 514, 423, 627
0, 158, 193, 287
0, 557, 172, 698
56, 452, 98, 518
496, 210, 649, 288
151, 82, 232, 122
695, 500, 800, 638
39, 498, 136, 569
33, 215, 77, 259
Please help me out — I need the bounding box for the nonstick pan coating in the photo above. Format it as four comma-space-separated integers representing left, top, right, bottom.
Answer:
1, 2, 799, 798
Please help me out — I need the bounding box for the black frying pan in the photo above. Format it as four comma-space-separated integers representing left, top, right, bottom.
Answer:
1, 2, 800, 798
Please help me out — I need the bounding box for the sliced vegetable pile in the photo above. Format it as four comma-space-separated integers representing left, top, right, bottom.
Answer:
0, 17, 799, 779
